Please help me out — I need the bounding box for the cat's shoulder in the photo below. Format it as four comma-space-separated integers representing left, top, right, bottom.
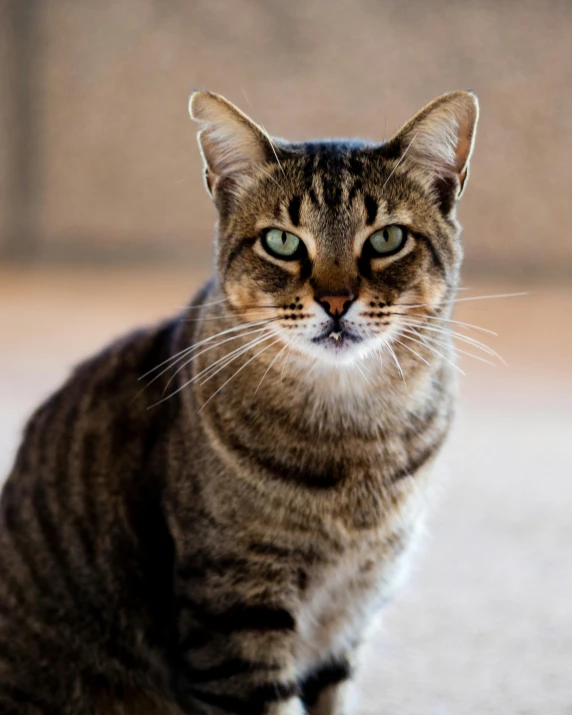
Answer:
15, 317, 182, 463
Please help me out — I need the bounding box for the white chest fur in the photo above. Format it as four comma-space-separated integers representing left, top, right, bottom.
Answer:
291, 468, 434, 676
293, 533, 412, 675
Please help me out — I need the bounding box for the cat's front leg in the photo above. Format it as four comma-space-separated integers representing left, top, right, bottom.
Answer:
174, 596, 304, 715
266, 698, 306, 715
175, 646, 305, 715
301, 656, 356, 715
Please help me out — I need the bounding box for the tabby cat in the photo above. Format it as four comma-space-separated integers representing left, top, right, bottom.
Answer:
0, 89, 478, 714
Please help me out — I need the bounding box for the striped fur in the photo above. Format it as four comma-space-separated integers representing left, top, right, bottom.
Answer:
0, 91, 478, 713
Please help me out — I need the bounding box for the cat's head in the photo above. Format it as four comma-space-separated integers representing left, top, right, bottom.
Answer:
189, 90, 478, 365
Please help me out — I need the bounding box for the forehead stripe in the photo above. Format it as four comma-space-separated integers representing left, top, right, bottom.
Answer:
348, 179, 363, 204
288, 195, 301, 227
364, 194, 378, 225
307, 187, 320, 208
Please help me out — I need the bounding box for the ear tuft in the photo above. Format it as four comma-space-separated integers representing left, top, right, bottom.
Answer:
189, 91, 273, 196
389, 90, 479, 200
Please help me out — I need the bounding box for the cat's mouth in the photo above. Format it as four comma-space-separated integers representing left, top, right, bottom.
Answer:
311, 328, 363, 351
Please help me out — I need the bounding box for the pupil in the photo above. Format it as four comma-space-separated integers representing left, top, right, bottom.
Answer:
383, 229, 389, 241
281, 232, 287, 244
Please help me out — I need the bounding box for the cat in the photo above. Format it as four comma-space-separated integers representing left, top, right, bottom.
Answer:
0, 89, 478, 714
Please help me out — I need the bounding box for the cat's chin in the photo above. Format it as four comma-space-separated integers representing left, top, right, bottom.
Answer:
311, 329, 362, 351
294, 330, 371, 366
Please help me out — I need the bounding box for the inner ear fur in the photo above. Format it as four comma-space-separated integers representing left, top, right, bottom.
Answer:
387, 90, 479, 202
189, 90, 276, 196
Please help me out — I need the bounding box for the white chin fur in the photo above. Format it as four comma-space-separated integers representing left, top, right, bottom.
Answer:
288, 334, 379, 368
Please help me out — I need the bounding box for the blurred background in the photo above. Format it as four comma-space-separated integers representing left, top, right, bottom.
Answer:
1, 1, 571, 713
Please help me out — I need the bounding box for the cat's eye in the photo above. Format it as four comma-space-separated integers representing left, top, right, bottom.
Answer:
261, 228, 304, 260
366, 225, 407, 257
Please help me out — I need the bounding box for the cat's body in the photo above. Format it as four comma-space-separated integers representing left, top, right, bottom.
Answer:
0, 91, 478, 714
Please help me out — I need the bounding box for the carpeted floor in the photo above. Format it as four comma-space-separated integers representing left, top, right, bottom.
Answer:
1, 267, 571, 714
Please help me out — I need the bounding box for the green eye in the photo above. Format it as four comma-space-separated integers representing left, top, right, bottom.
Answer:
367, 225, 407, 256
262, 228, 303, 260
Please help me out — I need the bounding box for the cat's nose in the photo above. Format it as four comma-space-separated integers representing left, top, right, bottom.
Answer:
316, 293, 355, 318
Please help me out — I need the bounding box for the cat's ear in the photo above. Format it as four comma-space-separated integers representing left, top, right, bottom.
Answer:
387, 91, 479, 208
189, 91, 275, 196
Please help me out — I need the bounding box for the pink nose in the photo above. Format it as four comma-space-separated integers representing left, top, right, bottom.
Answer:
317, 294, 354, 317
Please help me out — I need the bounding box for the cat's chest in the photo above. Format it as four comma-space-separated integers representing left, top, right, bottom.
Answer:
293, 528, 412, 673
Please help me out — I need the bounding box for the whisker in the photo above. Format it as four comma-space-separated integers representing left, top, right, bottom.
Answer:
182, 305, 280, 322
160, 327, 274, 394
142, 326, 273, 398
396, 319, 506, 364
392, 337, 431, 366
443, 330, 506, 365
397, 328, 465, 376
400, 291, 527, 309
355, 362, 372, 385
390, 312, 498, 336
253, 342, 289, 399
148, 333, 277, 409
259, 122, 287, 180
382, 133, 418, 190
281, 346, 294, 383
444, 291, 528, 304
446, 344, 497, 368
139, 319, 276, 380
383, 339, 406, 383
139, 344, 196, 381
183, 313, 273, 323
198, 338, 281, 413
180, 296, 230, 311
183, 317, 237, 323
195, 333, 274, 387
401, 328, 497, 367
241, 92, 286, 182
167, 336, 268, 394
144, 328, 272, 393
259, 166, 286, 193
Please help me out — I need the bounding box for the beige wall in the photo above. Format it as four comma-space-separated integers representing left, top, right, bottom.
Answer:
1, 0, 572, 275
0, 6, 13, 243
